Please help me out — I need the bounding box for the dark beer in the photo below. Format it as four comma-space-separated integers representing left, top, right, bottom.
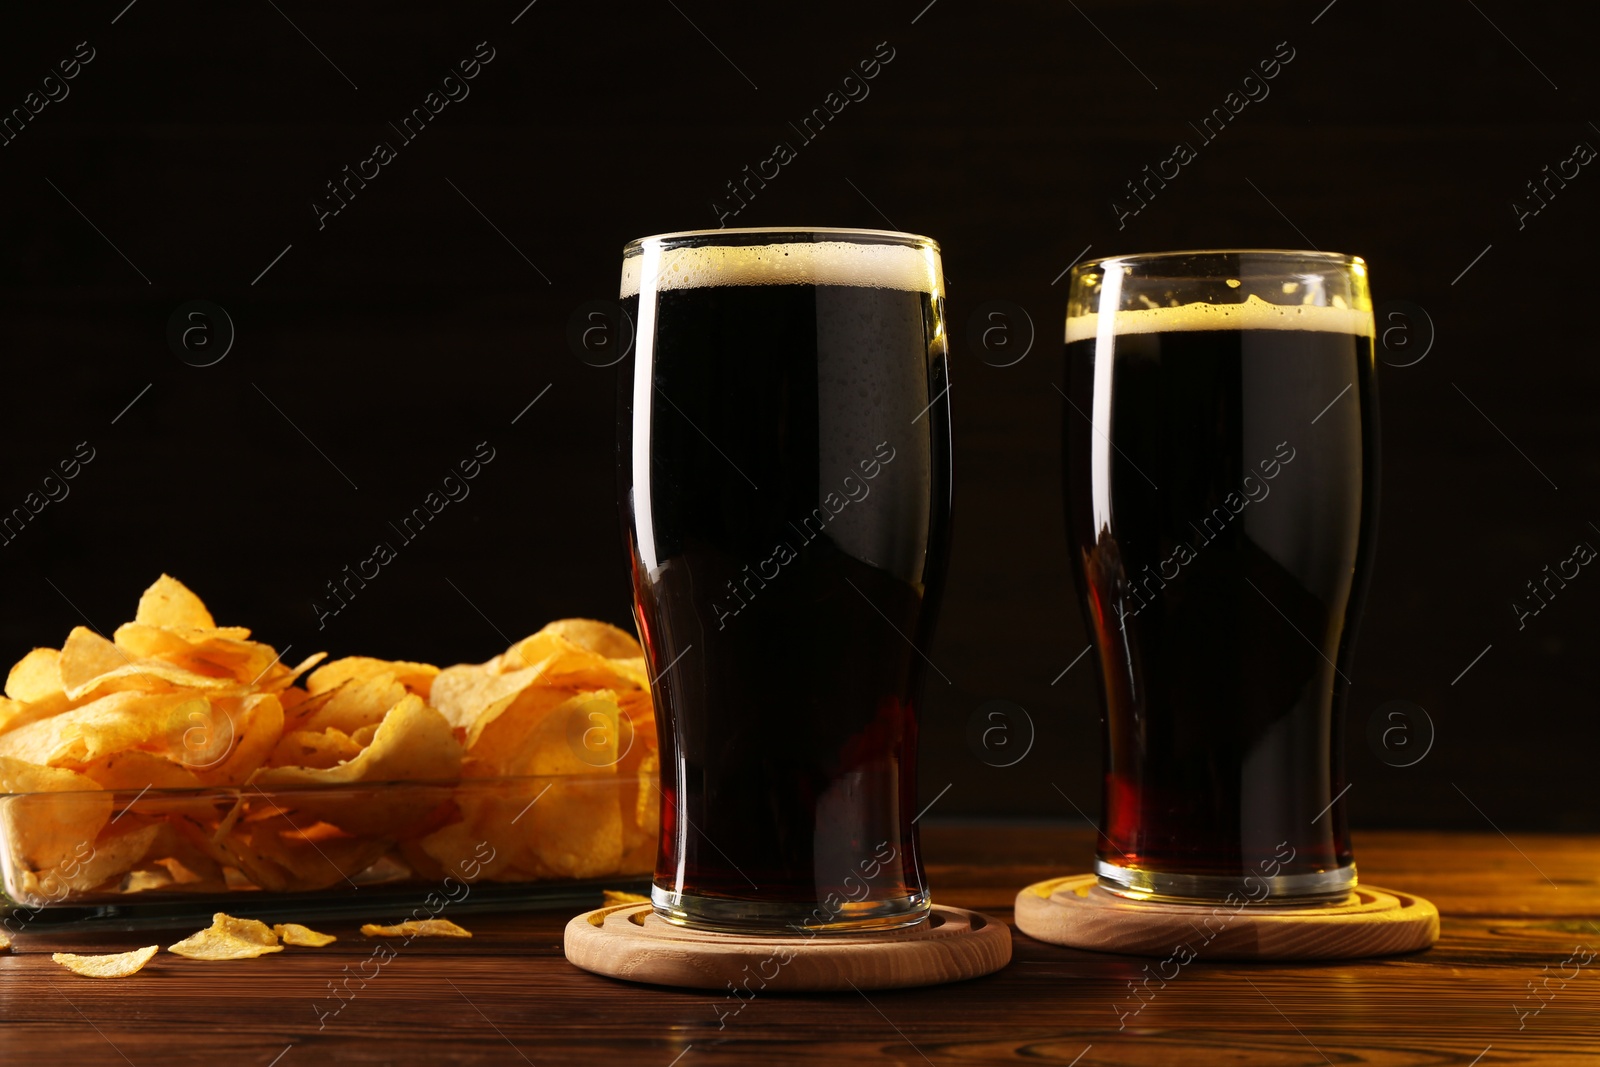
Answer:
1064, 296, 1376, 900
618, 232, 950, 930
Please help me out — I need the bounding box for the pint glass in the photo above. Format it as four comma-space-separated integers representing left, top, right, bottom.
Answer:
619, 228, 950, 931
1063, 250, 1377, 902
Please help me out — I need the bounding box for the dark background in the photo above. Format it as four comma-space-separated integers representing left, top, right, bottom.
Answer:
0, 1, 1593, 834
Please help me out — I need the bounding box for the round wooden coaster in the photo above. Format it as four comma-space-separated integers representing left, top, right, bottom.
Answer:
1015, 874, 1438, 960
564, 903, 1012, 991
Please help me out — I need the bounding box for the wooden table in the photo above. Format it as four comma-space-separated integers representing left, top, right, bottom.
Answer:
4, 827, 1596, 1065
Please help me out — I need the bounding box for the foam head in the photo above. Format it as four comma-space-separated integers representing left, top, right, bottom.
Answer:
1066, 294, 1374, 343
621, 239, 942, 299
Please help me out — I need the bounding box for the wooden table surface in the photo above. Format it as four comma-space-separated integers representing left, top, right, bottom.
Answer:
4, 826, 1597, 1066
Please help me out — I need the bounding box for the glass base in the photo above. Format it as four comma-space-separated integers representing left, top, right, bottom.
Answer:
651, 885, 931, 935
1095, 858, 1357, 905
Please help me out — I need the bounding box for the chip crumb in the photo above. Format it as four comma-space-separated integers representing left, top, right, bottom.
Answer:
602, 889, 650, 905
361, 918, 472, 939
52, 945, 159, 978
273, 923, 336, 947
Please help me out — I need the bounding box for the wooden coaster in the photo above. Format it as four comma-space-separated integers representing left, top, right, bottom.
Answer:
1015, 874, 1439, 960
564, 903, 1012, 991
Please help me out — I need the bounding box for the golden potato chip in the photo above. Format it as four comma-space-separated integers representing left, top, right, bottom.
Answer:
31, 822, 162, 897
496, 633, 645, 692
360, 918, 471, 938
6, 647, 62, 702
267, 727, 362, 769
0, 690, 215, 768
166, 912, 282, 959
538, 619, 642, 659
171, 815, 293, 893
52, 945, 158, 978
168, 929, 283, 960
192, 694, 284, 787
429, 662, 559, 734
235, 814, 392, 892
251, 695, 461, 788
80, 750, 201, 791
61, 624, 243, 702
297, 672, 407, 736
136, 574, 216, 630
273, 923, 336, 947
308, 657, 440, 700
0, 691, 71, 739
602, 889, 650, 905
0, 757, 113, 871
209, 912, 279, 946
110, 623, 316, 693
0, 929, 10, 951
349, 723, 378, 747
249, 696, 462, 836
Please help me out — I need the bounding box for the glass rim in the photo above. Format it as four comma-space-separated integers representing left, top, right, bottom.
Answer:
623, 225, 940, 256
1075, 247, 1365, 275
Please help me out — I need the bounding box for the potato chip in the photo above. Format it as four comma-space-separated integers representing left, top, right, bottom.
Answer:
273, 923, 336, 947
0, 758, 113, 872
192, 694, 284, 787
235, 814, 392, 892
249, 696, 462, 836
0, 692, 72, 739
497, 633, 646, 693
252, 695, 461, 788
0, 690, 215, 768
308, 657, 440, 700
0, 929, 10, 951
538, 619, 642, 659
602, 889, 650, 905
360, 918, 471, 938
267, 727, 362, 769
6, 647, 63, 703
297, 672, 407, 736
168, 912, 283, 959
136, 574, 216, 630
31, 822, 162, 897
80, 750, 201, 791
52, 945, 158, 978
210, 912, 279, 946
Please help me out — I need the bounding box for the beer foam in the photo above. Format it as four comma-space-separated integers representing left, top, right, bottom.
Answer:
620, 239, 940, 299
1065, 295, 1373, 343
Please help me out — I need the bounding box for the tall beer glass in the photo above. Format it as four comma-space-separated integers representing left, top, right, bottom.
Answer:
1063, 250, 1376, 902
619, 228, 950, 932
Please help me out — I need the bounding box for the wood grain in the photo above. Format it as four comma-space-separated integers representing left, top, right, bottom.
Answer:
564, 902, 1012, 990
1014, 875, 1440, 959
1, 827, 1596, 1066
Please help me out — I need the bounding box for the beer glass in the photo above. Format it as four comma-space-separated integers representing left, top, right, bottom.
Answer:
618, 228, 950, 932
1063, 250, 1376, 903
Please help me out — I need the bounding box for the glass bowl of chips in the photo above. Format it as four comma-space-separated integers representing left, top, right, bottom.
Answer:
0, 577, 658, 918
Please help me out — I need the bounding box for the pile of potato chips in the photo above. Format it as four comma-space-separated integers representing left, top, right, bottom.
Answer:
0, 576, 657, 905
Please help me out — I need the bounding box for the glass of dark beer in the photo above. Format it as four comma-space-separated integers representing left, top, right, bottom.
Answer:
618, 227, 950, 932
1063, 250, 1377, 903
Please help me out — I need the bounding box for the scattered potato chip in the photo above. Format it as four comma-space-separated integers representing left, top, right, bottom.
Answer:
360, 918, 471, 939
168, 912, 284, 959
52, 945, 159, 978
210, 912, 279, 946
0, 929, 10, 951
273, 923, 336, 947
603, 889, 650, 905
